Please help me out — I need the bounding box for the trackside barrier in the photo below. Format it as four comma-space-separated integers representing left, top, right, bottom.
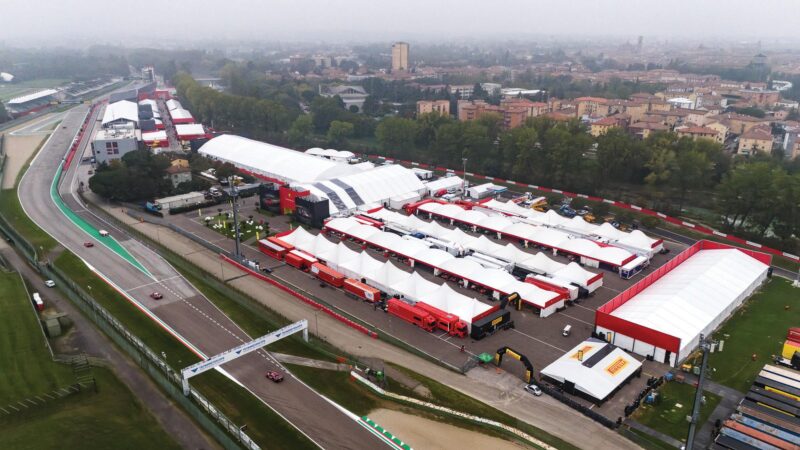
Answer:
363, 154, 800, 263
539, 384, 619, 429
0, 210, 255, 449
350, 371, 557, 450
221, 254, 379, 339
0, 122, 259, 449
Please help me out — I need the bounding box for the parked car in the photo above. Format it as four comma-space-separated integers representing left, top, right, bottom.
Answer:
150, 292, 163, 300
44, 280, 56, 288
83, 242, 94, 248
524, 384, 542, 396
265, 370, 284, 382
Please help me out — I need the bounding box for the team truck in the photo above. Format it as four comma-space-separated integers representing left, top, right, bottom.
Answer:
414, 301, 468, 337
470, 309, 513, 340
776, 328, 800, 370
343, 278, 381, 303
284, 250, 317, 271
258, 237, 294, 260
386, 298, 436, 332
310, 263, 345, 288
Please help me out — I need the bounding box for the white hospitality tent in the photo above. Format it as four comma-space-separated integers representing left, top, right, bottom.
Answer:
541, 338, 642, 404
102, 100, 139, 127
597, 246, 769, 366
277, 228, 492, 327
199, 135, 365, 184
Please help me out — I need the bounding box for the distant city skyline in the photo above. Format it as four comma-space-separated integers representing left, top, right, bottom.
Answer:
2, 0, 800, 46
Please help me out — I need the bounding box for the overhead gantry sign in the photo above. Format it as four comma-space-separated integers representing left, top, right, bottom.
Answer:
181, 319, 309, 395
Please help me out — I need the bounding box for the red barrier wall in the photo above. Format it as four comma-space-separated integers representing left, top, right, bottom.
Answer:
220, 255, 378, 339
363, 154, 799, 262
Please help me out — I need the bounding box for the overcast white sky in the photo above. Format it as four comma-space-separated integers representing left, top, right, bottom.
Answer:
2, 0, 800, 45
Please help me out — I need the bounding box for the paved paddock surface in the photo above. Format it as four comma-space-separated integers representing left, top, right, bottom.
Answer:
164, 202, 686, 420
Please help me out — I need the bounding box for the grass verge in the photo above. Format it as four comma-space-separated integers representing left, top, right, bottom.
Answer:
623, 427, 680, 450
390, 364, 581, 450
632, 381, 721, 442
286, 364, 553, 449
0, 271, 73, 402
0, 368, 181, 450
706, 278, 800, 393
0, 187, 58, 253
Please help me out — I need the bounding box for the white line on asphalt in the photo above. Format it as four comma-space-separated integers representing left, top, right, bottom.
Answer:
511, 329, 567, 353
558, 312, 593, 326
127, 275, 181, 291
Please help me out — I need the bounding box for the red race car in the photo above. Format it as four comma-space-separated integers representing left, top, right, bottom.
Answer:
265, 370, 284, 382
83, 242, 94, 247
150, 292, 163, 300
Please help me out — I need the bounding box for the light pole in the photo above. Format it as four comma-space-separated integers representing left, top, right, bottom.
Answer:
461, 156, 467, 199
229, 176, 242, 261
686, 334, 713, 450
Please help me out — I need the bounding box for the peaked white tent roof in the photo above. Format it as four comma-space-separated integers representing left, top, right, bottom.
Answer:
102, 100, 139, 126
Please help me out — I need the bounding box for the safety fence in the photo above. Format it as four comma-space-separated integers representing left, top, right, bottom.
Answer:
0, 214, 256, 449
539, 384, 620, 430
351, 370, 557, 450
363, 154, 800, 263
0, 176, 257, 447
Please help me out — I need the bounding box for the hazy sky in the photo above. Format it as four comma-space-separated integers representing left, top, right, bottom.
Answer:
3, 0, 800, 45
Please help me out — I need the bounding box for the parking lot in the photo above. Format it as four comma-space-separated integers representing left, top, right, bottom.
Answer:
167, 201, 686, 420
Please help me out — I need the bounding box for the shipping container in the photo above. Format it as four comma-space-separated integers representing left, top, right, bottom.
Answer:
343, 278, 381, 303
387, 299, 435, 332
285, 250, 317, 271
415, 301, 467, 337
723, 420, 794, 450
310, 263, 345, 288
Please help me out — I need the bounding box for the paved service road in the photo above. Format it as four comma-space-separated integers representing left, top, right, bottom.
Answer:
18, 104, 389, 450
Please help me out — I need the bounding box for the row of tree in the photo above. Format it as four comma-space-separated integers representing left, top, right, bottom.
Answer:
174, 74, 298, 141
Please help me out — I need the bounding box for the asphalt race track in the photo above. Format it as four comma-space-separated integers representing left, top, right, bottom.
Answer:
18, 103, 390, 450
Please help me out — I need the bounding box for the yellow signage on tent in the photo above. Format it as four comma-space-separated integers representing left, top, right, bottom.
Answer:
605, 357, 628, 376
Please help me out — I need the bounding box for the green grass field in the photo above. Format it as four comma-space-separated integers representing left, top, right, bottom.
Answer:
632, 381, 721, 442
0, 271, 73, 403
0, 368, 180, 450
0, 188, 58, 254
706, 278, 800, 392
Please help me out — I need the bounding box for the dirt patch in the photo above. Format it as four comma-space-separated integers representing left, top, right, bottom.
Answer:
368, 408, 529, 450
2, 134, 47, 189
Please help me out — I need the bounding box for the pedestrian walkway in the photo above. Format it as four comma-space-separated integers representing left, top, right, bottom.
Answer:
625, 419, 683, 448
681, 372, 744, 449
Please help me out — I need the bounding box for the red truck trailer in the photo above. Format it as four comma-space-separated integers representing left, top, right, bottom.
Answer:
387, 298, 436, 332
415, 301, 467, 337
310, 263, 345, 288
343, 278, 381, 303
285, 250, 317, 271
258, 237, 293, 260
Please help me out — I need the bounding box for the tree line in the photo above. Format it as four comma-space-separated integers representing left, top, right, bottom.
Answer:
172, 73, 798, 253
